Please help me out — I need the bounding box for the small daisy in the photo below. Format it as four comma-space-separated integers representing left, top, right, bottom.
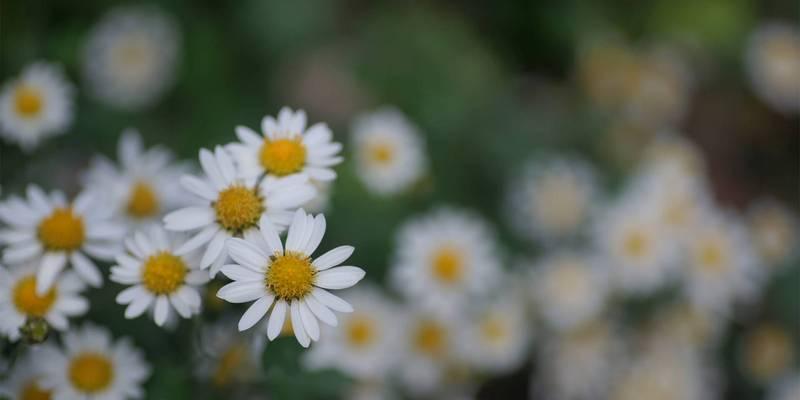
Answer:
768, 373, 800, 400
217, 208, 366, 347
0, 263, 88, 341
304, 286, 402, 379
38, 324, 150, 400
228, 107, 343, 182
110, 225, 208, 326
532, 250, 609, 331
622, 47, 692, 128
351, 107, 428, 196
82, 5, 180, 110
194, 316, 266, 387
390, 207, 502, 316
610, 346, 719, 400
396, 309, 463, 396
745, 23, 800, 113
641, 133, 707, 178
739, 322, 795, 384
0, 351, 52, 400
748, 199, 799, 268
164, 146, 316, 277
0, 185, 124, 293
644, 302, 723, 352
83, 128, 192, 229
0, 62, 73, 150
506, 157, 598, 244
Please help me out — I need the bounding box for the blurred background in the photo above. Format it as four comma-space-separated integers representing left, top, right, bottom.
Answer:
1, 0, 798, 399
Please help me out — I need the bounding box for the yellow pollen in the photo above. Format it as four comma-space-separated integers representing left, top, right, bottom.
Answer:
259, 138, 306, 176
265, 252, 315, 300
481, 316, 508, 343
346, 316, 376, 348
21, 380, 52, 400
414, 320, 446, 357
212, 343, 246, 387
368, 142, 394, 165
14, 86, 44, 118
13, 276, 57, 317
68, 353, 114, 394
214, 186, 264, 233
622, 229, 649, 259
431, 247, 463, 284
141, 252, 187, 295
126, 181, 159, 218
37, 207, 85, 252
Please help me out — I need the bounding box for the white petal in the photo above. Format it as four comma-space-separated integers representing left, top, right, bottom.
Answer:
177, 286, 201, 310
180, 175, 216, 201
220, 264, 262, 281
267, 299, 287, 340
304, 295, 338, 327
285, 209, 309, 253
175, 225, 219, 255
116, 285, 146, 304
200, 231, 228, 269
154, 295, 170, 326
125, 294, 154, 319
311, 288, 353, 313
315, 267, 365, 290
71, 252, 102, 287
199, 148, 225, 189
226, 238, 268, 271
259, 216, 284, 255
164, 207, 215, 231
214, 146, 237, 183
303, 215, 326, 255
217, 281, 266, 303
36, 252, 67, 294
298, 300, 320, 341
169, 294, 191, 318
3, 241, 42, 264
238, 296, 272, 331
306, 167, 336, 181
312, 246, 354, 271
290, 300, 311, 348
236, 125, 262, 145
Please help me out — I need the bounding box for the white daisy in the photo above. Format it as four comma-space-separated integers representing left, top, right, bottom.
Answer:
217, 208, 366, 347
0, 62, 73, 151
83, 128, 192, 229
0, 351, 52, 399
643, 302, 723, 352
748, 198, 799, 268
194, 316, 266, 387
745, 22, 800, 113
82, 5, 180, 111
0, 263, 88, 341
304, 285, 402, 380
622, 47, 692, 128
163, 146, 316, 277
532, 250, 609, 331
396, 309, 463, 396
38, 324, 150, 399
506, 157, 598, 244
351, 107, 428, 196
110, 225, 208, 327
390, 207, 502, 316
228, 107, 343, 182
641, 133, 707, 178
0, 185, 124, 293
768, 372, 800, 400
739, 322, 795, 384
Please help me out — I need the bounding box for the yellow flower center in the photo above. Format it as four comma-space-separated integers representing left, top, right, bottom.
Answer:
696, 238, 729, 274
259, 138, 306, 176
746, 324, 794, 381
214, 186, 264, 233
368, 142, 394, 165
68, 353, 114, 394
413, 320, 446, 357
21, 380, 52, 400
430, 247, 463, 284
265, 252, 315, 300
142, 252, 187, 295
126, 181, 160, 219
37, 207, 85, 252
14, 86, 44, 118
345, 315, 376, 348
13, 275, 57, 317
622, 229, 649, 259
480, 315, 508, 343
212, 343, 246, 387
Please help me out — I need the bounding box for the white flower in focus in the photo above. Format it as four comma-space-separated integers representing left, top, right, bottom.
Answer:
83, 5, 180, 110
218, 209, 366, 348
0, 185, 124, 293
0, 263, 88, 341
746, 23, 800, 113
768, 373, 800, 400
163, 146, 316, 277
351, 107, 428, 195
194, 317, 266, 387
38, 324, 150, 399
747, 198, 799, 267
0, 62, 73, 151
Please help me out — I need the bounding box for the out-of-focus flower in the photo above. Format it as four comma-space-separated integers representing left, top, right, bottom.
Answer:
506, 157, 598, 244
641, 133, 707, 178
531, 250, 608, 331
0, 62, 73, 150
82, 5, 180, 111
0, 263, 87, 341
303, 180, 332, 214
576, 39, 638, 110
304, 286, 402, 379
643, 302, 723, 352
390, 208, 502, 316
739, 322, 795, 384
767, 373, 800, 400
0, 185, 124, 293
163, 146, 315, 277
228, 107, 343, 183
83, 129, 192, 230
747, 199, 799, 267
38, 324, 150, 399
745, 23, 800, 113
351, 107, 428, 196
0, 351, 52, 399
396, 309, 463, 396
110, 225, 208, 327
194, 317, 265, 387
610, 346, 719, 400
218, 209, 366, 348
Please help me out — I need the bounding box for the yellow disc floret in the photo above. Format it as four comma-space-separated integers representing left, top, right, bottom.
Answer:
481, 315, 508, 343
13, 276, 56, 317
214, 186, 264, 233
346, 315, 376, 348
15, 86, 44, 118
368, 142, 394, 165
69, 353, 114, 393
430, 247, 463, 284
38, 207, 85, 252
21, 380, 52, 400
265, 252, 315, 300
259, 138, 306, 176
142, 252, 187, 295
622, 229, 649, 260
126, 181, 159, 218
414, 319, 446, 357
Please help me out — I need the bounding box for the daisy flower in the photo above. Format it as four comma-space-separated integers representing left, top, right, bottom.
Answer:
747, 198, 799, 268
506, 157, 598, 244
739, 322, 795, 384
643, 302, 723, 352
0, 62, 73, 151
110, 225, 208, 327
82, 5, 180, 110
0, 263, 88, 341
622, 47, 692, 128
576, 38, 638, 109
0, 185, 124, 293
642, 133, 707, 178
163, 146, 315, 277
610, 346, 719, 400
38, 324, 150, 399
351, 107, 428, 196
396, 309, 463, 396
390, 208, 502, 316
83, 128, 192, 229
304, 285, 402, 379
194, 316, 266, 387
745, 23, 800, 113
768, 373, 800, 400
0, 351, 52, 400
227, 107, 343, 182
217, 208, 366, 347
532, 250, 609, 331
